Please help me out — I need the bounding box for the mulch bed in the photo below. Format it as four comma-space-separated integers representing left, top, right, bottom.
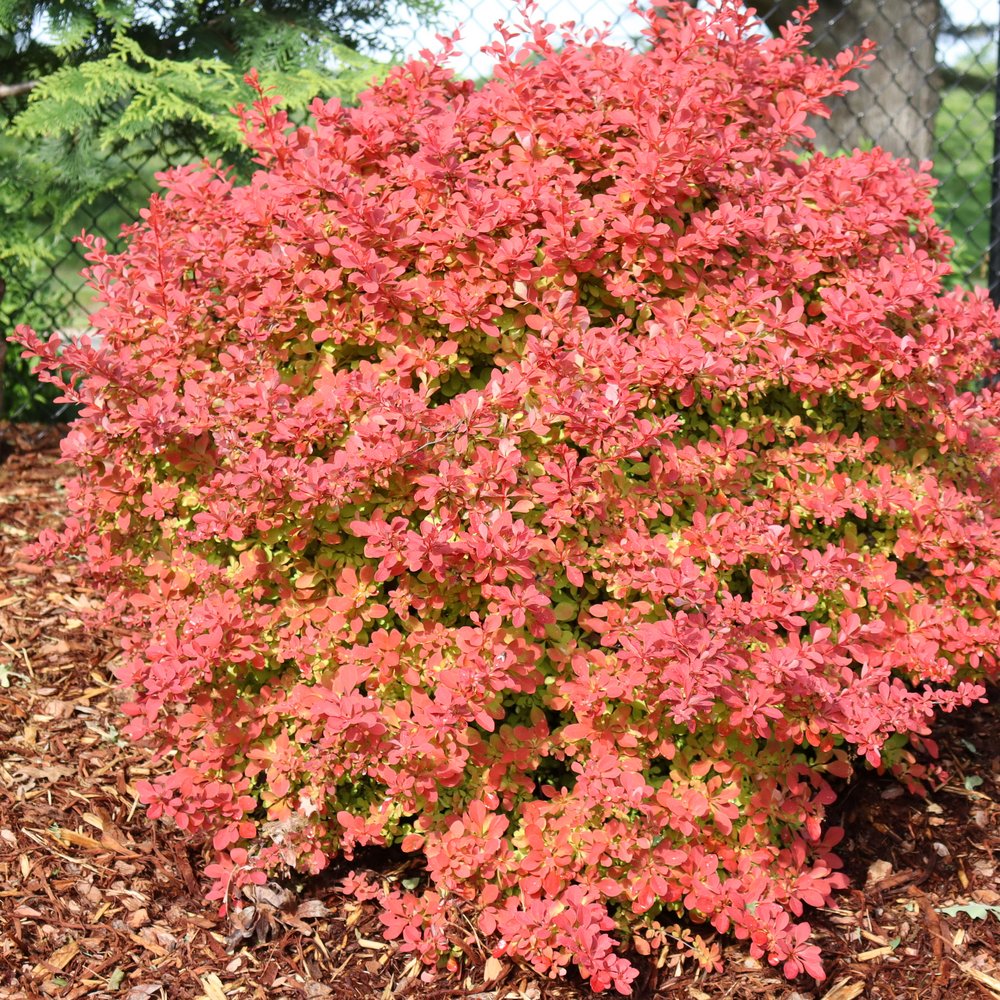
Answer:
1, 425, 1000, 1000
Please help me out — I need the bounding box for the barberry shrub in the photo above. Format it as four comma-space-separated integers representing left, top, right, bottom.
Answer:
14, 0, 1000, 990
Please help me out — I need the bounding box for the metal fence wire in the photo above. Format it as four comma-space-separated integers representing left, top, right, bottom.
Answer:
2, 0, 999, 438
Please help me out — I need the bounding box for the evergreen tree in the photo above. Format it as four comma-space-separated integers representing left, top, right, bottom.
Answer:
0, 0, 441, 418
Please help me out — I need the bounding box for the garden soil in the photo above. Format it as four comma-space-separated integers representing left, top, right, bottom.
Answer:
1, 428, 999, 1000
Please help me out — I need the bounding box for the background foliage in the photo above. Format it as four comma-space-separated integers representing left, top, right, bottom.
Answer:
0, 0, 442, 418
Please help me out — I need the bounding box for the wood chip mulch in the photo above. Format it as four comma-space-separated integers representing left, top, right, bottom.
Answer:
1, 424, 1000, 1000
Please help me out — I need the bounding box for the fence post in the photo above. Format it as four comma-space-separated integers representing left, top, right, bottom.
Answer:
991, 0, 1000, 306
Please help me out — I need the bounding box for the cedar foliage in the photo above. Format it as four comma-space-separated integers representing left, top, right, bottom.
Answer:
0, 0, 438, 416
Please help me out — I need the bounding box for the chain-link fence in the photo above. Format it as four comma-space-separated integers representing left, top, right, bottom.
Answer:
2, 0, 999, 441
384, 0, 999, 291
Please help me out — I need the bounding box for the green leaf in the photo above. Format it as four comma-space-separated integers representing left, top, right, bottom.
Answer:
938, 903, 1000, 920
965, 775, 984, 790
961, 739, 978, 754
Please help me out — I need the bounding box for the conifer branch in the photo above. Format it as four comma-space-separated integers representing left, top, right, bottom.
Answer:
0, 81, 38, 99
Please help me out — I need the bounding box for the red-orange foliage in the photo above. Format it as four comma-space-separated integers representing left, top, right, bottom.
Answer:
14, 1, 1000, 990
